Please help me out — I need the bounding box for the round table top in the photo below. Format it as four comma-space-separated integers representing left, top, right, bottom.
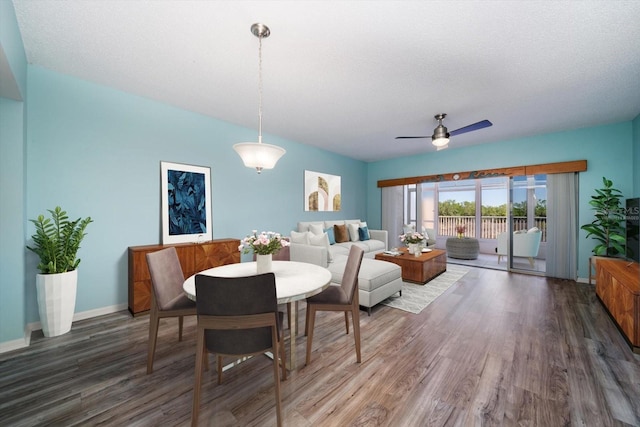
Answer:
183, 261, 332, 304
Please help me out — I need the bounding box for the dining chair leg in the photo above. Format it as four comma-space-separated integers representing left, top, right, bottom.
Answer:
304, 304, 310, 336
191, 328, 205, 427
217, 355, 223, 385
146, 307, 160, 374
352, 305, 361, 363
178, 315, 184, 341
305, 305, 316, 365
271, 326, 283, 427
344, 312, 350, 334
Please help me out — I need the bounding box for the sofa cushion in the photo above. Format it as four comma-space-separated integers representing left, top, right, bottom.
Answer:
309, 223, 324, 235
329, 258, 401, 293
290, 230, 311, 244
348, 223, 360, 242
310, 232, 332, 263
334, 224, 349, 243
329, 244, 350, 259
358, 226, 370, 241
324, 227, 336, 244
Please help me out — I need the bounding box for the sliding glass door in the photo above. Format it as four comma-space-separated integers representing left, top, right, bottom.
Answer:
508, 175, 547, 274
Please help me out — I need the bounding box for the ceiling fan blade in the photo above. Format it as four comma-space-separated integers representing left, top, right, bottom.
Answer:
449, 120, 492, 136
395, 136, 429, 139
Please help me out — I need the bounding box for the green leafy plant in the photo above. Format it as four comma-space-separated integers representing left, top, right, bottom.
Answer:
27, 206, 93, 274
581, 177, 626, 257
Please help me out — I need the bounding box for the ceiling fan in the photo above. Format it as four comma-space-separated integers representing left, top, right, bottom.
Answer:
396, 113, 492, 151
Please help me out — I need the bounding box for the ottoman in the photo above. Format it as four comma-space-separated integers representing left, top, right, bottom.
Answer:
328, 257, 403, 315
446, 237, 480, 260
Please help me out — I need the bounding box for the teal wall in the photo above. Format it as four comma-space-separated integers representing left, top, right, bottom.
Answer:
366, 122, 635, 279
0, 0, 27, 346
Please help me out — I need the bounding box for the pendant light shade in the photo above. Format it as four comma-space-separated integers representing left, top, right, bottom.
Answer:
233, 142, 286, 172
233, 23, 286, 174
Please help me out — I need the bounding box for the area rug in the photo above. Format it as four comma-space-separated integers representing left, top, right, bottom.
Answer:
380, 265, 471, 314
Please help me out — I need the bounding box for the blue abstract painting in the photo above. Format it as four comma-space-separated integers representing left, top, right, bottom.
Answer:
167, 169, 207, 235
161, 162, 212, 244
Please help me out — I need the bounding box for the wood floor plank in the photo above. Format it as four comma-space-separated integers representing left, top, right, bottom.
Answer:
1, 267, 639, 426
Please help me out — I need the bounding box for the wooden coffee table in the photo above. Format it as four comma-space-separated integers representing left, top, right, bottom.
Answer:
375, 248, 447, 284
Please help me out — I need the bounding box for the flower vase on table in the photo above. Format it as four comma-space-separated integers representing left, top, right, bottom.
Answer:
399, 231, 425, 257
239, 230, 290, 274
256, 254, 273, 274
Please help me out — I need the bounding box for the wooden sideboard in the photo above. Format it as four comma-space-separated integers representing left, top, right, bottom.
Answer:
128, 239, 240, 316
595, 258, 640, 353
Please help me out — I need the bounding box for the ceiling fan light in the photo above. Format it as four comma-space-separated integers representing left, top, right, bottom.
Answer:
233, 142, 286, 173
432, 122, 450, 147
432, 136, 450, 147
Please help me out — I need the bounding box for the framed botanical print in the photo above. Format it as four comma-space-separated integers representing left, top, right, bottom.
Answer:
160, 161, 212, 244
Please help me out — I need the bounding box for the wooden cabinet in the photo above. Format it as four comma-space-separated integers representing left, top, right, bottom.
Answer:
595, 258, 640, 353
128, 239, 240, 316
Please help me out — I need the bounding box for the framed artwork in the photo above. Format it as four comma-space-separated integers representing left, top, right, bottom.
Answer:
304, 170, 341, 211
160, 161, 212, 244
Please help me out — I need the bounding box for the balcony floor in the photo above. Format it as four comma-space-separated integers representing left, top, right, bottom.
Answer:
445, 251, 546, 274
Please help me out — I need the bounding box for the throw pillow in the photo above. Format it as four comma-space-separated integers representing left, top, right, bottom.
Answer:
334, 224, 349, 243
348, 223, 360, 242
290, 230, 311, 244
309, 223, 324, 235
527, 227, 540, 233
358, 226, 370, 241
324, 227, 336, 245
309, 232, 332, 263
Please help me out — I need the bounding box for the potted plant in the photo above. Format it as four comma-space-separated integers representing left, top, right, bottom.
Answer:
581, 177, 626, 257
26, 206, 93, 337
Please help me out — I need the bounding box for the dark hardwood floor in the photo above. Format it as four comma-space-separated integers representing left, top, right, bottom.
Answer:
1, 267, 639, 426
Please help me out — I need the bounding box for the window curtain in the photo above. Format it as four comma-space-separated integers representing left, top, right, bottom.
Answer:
546, 173, 578, 279
381, 186, 404, 249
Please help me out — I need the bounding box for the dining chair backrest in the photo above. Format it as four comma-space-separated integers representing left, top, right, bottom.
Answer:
195, 273, 278, 355
340, 246, 365, 304
146, 247, 186, 310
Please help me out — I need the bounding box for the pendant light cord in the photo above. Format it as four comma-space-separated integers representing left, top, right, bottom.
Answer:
258, 34, 263, 144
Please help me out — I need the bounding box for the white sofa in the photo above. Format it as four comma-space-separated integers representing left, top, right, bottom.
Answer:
496, 228, 542, 267
289, 220, 402, 314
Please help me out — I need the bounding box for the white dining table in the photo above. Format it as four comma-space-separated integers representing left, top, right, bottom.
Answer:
183, 260, 332, 369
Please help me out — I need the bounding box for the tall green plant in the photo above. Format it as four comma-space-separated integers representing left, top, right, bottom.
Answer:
581, 177, 626, 257
27, 206, 93, 274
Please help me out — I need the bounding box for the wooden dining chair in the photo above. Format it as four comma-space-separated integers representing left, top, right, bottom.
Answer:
305, 245, 365, 365
191, 273, 286, 427
146, 247, 196, 374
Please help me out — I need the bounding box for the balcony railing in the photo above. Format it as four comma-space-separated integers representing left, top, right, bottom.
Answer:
433, 216, 547, 242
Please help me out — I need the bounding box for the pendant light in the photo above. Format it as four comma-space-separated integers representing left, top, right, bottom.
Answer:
233, 23, 286, 174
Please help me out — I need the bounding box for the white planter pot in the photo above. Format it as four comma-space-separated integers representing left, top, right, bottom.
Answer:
256, 254, 273, 274
36, 270, 78, 337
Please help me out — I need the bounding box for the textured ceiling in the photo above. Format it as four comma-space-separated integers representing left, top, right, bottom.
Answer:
10, 0, 640, 162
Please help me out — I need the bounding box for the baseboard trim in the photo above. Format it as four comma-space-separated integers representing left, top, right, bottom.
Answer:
1, 303, 129, 355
